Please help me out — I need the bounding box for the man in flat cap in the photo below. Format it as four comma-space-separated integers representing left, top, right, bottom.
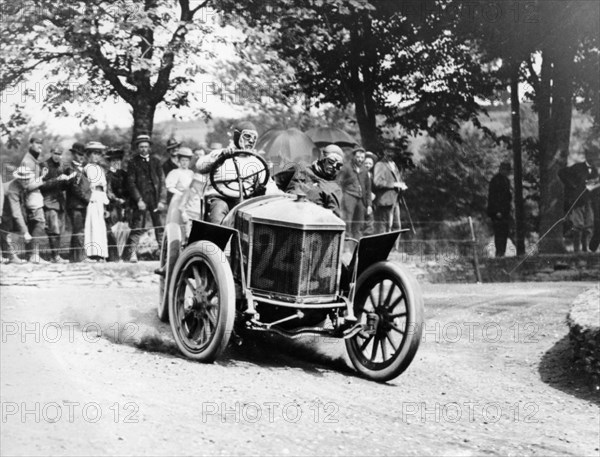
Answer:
337, 146, 372, 238
40, 146, 75, 263
373, 142, 408, 234
123, 134, 166, 262
487, 161, 512, 257
1, 167, 36, 263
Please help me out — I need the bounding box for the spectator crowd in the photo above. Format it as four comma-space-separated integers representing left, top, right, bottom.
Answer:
0, 124, 416, 265
3, 123, 598, 265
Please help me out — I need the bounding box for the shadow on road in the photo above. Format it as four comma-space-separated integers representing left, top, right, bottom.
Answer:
103, 307, 358, 380
222, 332, 357, 379
538, 335, 599, 405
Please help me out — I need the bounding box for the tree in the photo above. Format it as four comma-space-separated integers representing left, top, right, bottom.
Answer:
408, 126, 509, 226
451, 0, 599, 253
524, 1, 599, 252
219, 0, 498, 151
1, 0, 216, 144
450, 1, 539, 256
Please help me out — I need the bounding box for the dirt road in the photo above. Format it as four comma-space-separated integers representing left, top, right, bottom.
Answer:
1, 281, 598, 456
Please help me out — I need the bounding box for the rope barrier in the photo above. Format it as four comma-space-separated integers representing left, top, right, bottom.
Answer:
508, 186, 591, 274
0, 224, 170, 241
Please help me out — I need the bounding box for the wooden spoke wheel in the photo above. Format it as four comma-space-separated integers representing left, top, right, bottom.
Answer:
168, 241, 235, 362
345, 262, 424, 382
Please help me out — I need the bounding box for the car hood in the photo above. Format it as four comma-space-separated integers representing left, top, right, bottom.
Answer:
223, 194, 345, 231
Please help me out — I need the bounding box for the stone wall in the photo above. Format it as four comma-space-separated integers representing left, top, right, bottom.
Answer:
390, 251, 599, 283
567, 287, 600, 380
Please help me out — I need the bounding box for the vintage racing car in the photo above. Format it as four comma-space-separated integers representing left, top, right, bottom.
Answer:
157, 150, 424, 382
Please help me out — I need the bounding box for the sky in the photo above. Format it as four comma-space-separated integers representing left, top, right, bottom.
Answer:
1, 75, 244, 134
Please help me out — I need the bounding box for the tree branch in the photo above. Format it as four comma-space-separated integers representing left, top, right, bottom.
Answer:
89, 45, 136, 104
0, 53, 73, 89
151, 0, 206, 103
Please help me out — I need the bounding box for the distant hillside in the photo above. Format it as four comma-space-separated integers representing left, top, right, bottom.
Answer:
154, 118, 213, 146
408, 103, 594, 163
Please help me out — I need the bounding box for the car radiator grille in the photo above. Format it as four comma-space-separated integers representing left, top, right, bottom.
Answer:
250, 223, 341, 298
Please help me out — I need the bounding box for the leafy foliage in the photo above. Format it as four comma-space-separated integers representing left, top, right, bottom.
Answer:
218, 0, 499, 150
0, 0, 217, 143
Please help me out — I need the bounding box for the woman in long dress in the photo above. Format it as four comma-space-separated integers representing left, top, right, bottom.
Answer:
83, 142, 110, 261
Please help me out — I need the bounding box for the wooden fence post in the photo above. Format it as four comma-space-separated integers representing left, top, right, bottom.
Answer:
469, 217, 483, 283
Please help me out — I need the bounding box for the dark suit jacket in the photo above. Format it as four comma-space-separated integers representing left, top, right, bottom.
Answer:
487, 173, 511, 220
373, 160, 402, 207
41, 158, 69, 211
337, 164, 372, 207
162, 159, 178, 178
65, 162, 91, 211
127, 155, 166, 207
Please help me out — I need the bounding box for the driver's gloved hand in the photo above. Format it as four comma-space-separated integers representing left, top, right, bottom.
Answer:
221, 146, 236, 158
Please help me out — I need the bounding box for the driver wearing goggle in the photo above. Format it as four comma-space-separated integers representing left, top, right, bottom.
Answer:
195, 121, 271, 224
238, 129, 258, 150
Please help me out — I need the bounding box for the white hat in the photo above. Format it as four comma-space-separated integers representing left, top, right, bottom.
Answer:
85, 141, 107, 151
176, 147, 193, 158
13, 166, 35, 180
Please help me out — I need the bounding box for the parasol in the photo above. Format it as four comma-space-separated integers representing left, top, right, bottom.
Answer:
255, 128, 321, 171
305, 127, 358, 147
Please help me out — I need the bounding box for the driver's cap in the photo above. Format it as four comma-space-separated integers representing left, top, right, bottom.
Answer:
323, 144, 344, 164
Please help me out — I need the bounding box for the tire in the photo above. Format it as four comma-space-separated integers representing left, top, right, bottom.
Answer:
168, 241, 236, 362
158, 222, 182, 322
345, 261, 424, 382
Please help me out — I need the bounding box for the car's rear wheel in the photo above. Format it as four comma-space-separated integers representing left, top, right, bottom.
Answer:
168, 241, 235, 362
345, 261, 424, 382
157, 222, 182, 322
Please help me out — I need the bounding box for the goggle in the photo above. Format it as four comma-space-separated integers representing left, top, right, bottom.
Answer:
324, 157, 343, 170
240, 130, 258, 144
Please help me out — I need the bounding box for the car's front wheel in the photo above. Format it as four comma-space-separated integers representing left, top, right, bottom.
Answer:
168, 241, 235, 362
345, 261, 424, 382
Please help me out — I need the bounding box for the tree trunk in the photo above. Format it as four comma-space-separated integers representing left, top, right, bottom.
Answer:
354, 96, 379, 152
509, 63, 525, 255
348, 15, 380, 153
537, 44, 575, 253
131, 96, 157, 146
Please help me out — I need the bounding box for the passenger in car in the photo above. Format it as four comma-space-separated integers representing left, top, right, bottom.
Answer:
274, 144, 344, 217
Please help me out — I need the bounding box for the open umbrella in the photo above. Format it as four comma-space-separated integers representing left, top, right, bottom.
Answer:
256, 128, 320, 172
305, 127, 358, 147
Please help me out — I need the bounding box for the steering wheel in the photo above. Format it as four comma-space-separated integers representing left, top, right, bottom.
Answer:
209, 149, 271, 200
